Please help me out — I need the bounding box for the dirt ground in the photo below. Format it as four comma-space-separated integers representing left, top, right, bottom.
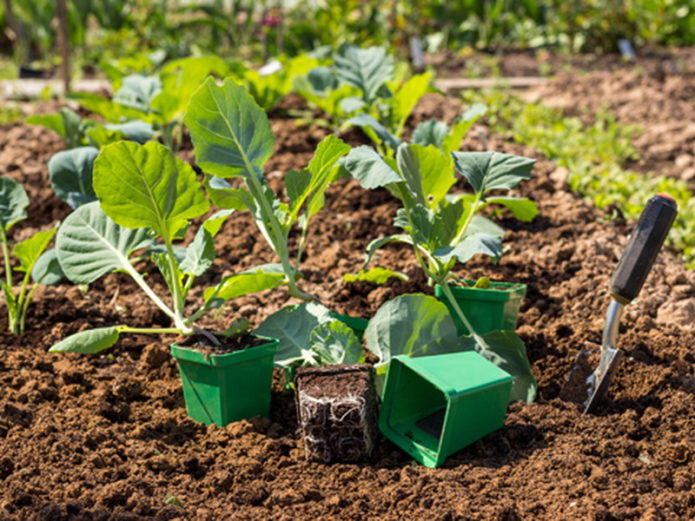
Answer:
0, 58, 693, 520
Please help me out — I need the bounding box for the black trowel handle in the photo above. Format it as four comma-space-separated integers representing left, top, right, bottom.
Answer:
610, 194, 678, 304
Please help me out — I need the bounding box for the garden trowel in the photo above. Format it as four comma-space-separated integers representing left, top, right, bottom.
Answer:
560, 194, 677, 413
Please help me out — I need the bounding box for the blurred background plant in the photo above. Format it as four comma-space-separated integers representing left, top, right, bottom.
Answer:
1, 1, 693, 80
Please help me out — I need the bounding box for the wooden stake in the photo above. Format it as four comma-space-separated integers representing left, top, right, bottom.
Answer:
56, 0, 71, 94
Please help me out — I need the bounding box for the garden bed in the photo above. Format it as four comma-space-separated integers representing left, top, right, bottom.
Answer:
0, 90, 693, 520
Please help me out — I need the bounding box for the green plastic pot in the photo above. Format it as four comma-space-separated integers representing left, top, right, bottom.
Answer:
379, 351, 512, 468
170, 336, 278, 427
329, 311, 369, 339
435, 280, 526, 335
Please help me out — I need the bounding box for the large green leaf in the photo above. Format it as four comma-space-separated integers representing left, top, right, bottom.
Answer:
365, 294, 462, 372
255, 302, 334, 367
49, 326, 121, 354
0, 176, 29, 232
56, 202, 153, 284
185, 77, 275, 178
48, 146, 99, 209
288, 135, 350, 218
334, 45, 393, 102
104, 120, 154, 144
13, 228, 57, 273
342, 146, 401, 190
93, 141, 209, 240
452, 151, 536, 194
397, 144, 455, 208
25, 113, 65, 138
310, 321, 364, 365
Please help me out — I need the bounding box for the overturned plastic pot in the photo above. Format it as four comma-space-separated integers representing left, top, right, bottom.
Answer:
379, 351, 512, 468
435, 280, 526, 335
295, 364, 378, 463
170, 335, 278, 427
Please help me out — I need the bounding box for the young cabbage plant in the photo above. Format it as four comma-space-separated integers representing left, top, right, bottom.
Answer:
0, 177, 64, 335
185, 78, 351, 302
49, 141, 285, 355
295, 44, 431, 144
342, 144, 538, 393
47, 146, 99, 209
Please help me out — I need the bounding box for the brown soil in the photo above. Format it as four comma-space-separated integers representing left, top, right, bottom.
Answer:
178, 334, 268, 356
0, 89, 694, 520
295, 365, 378, 464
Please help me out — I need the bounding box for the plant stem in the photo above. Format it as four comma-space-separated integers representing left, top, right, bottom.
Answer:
122, 263, 183, 328
17, 282, 39, 335
0, 228, 12, 288
118, 326, 183, 335
436, 280, 480, 338
451, 192, 482, 245
223, 117, 311, 300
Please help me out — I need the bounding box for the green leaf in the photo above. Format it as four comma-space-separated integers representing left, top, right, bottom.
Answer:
204, 270, 285, 302
412, 120, 449, 148
56, 202, 153, 284
362, 234, 413, 269
255, 302, 334, 367
310, 321, 364, 365
60, 108, 86, 149
334, 45, 394, 102
289, 135, 350, 218
113, 74, 162, 112
31, 249, 64, 285
365, 294, 462, 388
484, 196, 539, 222
185, 77, 275, 178
442, 104, 487, 153
348, 114, 401, 151
344, 267, 408, 284
25, 113, 65, 138
70, 92, 147, 122
13, 228, 57, 273
205, 177, 252, 211
93, 141, 209, 239
306, 66, 340, 92
104, 120, 154, 144
49, 326, 121, 354
179, 227, 215, 276
48, 146, 99, 209
473, 330, 537, 403
452, 151, 536, 194
0, 176, 29, 232
397, 143, 455, 208
434, 232, 502, 264
202, 209, 234, 236
391, 72, 431, 131
342, 146, 401, 190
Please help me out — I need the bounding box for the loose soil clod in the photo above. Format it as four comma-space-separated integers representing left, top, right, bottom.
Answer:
294, 364, 378, 463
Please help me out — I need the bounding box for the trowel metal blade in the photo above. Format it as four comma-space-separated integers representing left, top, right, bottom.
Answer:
583, 347, 623, 414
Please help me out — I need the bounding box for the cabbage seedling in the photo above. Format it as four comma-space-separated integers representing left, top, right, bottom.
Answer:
0, 177, 63, 335
185, 78, 351, 302
342, 144, 538, 399
49, 141, 285, 354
